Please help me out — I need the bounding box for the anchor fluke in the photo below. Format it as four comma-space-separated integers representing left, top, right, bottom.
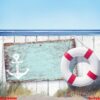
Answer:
6, 53, 29, 80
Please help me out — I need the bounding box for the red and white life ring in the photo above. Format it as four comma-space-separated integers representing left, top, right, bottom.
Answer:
61, 47, 99, 87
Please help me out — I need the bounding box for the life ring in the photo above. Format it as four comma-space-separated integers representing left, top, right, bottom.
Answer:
61, 47, 99, 87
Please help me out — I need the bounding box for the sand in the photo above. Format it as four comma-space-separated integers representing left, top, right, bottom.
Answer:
18, 95, 86, 100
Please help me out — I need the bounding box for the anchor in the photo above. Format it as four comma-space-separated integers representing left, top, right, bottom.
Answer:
6, 53, 29, 79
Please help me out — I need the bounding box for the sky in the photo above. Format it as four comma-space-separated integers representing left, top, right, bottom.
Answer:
0, 0, 100, 29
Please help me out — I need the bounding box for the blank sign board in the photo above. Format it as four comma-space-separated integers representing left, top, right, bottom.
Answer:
4, 40, 75, 81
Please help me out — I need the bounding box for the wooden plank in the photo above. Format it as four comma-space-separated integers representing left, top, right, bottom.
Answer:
15, 36, 26, 43
59, 80, 68, 90
37, 81, 48, 95
26, 36, 36, 42
82, 36, 94, 49
0, 36, 3, 41
0, 40, 3, 80
49, 81, 60, 96
94, 36, 100, 59
3, 36, 14, 43
22, 82, 37, 94
59, 36, 71, 40
37, 36, 48, 41
48, 36, 59, 41
75, 36, 83, 47
59, 36, 66, 40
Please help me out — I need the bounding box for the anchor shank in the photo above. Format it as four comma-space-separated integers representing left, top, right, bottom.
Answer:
16, 64, 20, 74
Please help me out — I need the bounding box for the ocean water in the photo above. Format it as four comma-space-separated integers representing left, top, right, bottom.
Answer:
4, 40, 75, 81
0, 31, 100, 36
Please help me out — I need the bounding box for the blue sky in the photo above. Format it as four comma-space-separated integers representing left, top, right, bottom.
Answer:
0, 0, 100, 29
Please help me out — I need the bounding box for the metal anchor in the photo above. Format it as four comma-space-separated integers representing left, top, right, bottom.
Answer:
6, 53, 29, 79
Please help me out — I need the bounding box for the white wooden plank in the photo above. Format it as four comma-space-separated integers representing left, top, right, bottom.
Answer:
48, 36, 59, 41
0, 40, 3, 80
37, 81, 48, 95
65, 36, 72, 39
49, 81, 60, 96
82, 36, 94, 49
2, 44, 6, 83
37, 36, 48, 41
0, 36, 3, 41
23, 82, 37, 95
59, 80, 68, 90
26, 36, 36, 42
59, 36, 71, 40
15, 36, 26, 43
0, 37, 6, 83
3, 36, 14, 43
75, 36, 83, 47
94, 36, 100, 60
59, 36, 66, 40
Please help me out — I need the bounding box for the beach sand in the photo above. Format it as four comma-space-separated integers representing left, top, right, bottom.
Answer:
18, 95, 86, 100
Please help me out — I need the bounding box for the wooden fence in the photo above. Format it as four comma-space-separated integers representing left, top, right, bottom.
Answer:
0, 35, 100, 96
